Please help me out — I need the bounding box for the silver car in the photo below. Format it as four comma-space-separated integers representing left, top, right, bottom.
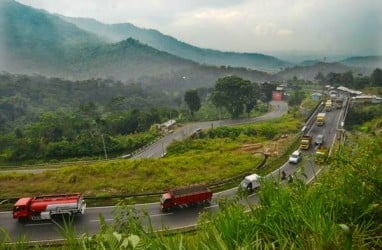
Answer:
315, 134, 324, 145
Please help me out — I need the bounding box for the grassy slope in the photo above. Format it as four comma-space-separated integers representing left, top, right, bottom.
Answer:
0, 115, 301, 198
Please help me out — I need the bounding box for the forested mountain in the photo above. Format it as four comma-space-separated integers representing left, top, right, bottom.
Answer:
0, 73, 179, 133
340, 56, 382, 70
275, 62, 362, 80
0, 0, 273, 91
60, 16, 291, 73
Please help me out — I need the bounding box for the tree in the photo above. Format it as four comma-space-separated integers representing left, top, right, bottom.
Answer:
314, 72, 325, 84
340, 71, 354, 87
184, 90, 201, 118
259, 83, 276, 102
370, 68, 382, 87
288, 90, 305, 106
211, 76, 257, 119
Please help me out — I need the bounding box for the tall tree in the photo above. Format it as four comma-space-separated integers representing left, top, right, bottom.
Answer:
211, 76, 257, 119
184, 89, 201, 118
370, 68, 382, 87
259, 83, 276, 102
340, 71, 354, 87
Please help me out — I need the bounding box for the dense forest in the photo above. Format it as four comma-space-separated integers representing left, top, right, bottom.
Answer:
0, 73, 182, 162
0, 73, 274, 163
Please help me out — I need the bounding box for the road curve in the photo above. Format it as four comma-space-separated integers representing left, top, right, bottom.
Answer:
0, 101, 289, 242
132, 101, 288, 159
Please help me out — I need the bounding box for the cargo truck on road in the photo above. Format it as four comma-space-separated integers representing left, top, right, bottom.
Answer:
315, 146, 329, 164
325, 100, 332, 111
240, 174, 262, 192
12, 193, 86, 222
316, 113, 326, 126
160, 185, 212, 212
300, 135, 312, 150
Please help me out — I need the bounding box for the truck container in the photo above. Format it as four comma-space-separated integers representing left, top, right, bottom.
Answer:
160, 185, 212, 212
12, 193, 86, 222
316, 112, 326, 126
325, 100, 332, 111
335, 98, 343, 109
240, 174, 261, 191
315, 146, 329, 164
300, 135, 312, 150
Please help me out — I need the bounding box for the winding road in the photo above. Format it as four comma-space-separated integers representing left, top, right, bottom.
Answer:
0, 99, 347, 243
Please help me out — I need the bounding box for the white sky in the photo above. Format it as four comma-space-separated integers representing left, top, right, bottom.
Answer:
16, 0, 382, 55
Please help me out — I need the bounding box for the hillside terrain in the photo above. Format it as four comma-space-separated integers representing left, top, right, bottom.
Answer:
276, 62, 362, 80
0, 1, 379, 90
60, 16, 291, 73
0, 0, 273, 92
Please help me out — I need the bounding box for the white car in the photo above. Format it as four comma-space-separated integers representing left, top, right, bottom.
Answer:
289, 150, 302, 164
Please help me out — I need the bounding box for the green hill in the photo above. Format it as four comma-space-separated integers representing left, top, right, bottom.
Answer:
60, 16, 291, 72
0, 0, 272, 91
340, 56, 382, 70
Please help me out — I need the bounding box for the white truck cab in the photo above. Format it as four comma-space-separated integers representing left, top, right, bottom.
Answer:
240, 174, 261, 191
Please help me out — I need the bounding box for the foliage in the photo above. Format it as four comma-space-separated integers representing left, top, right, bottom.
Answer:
211, 76, 260, 119
184, 89, 201, 118
6, 135, 378, 249
370, 68, 382, 87
345, 104, 382, 130
288, 90, 306, 106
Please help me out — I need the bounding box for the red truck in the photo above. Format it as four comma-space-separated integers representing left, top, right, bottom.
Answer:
160, 185, 212, 212
12, 193, 86, 222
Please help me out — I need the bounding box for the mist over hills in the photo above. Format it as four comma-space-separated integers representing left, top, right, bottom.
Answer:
0, 0, 380, 91
59, 16, 291, 73
276, 62, 360, 81
0, 0, 274, 91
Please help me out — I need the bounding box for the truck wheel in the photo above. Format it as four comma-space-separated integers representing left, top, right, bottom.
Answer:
18, 217, 27, 223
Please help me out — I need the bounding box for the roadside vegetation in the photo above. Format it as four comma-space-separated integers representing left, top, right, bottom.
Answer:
0, 114, 301, 199
1, 115, 380, 249
0, 74, 275, 165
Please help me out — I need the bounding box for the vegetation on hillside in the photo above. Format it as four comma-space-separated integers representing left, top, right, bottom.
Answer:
0, 114, 301, 198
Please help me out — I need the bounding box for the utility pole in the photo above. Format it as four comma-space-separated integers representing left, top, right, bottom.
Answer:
101, 134, 108, 160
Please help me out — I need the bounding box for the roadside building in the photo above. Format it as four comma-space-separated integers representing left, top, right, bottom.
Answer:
311, 92, 322, 101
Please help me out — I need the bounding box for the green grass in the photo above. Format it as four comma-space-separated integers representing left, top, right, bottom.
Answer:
11, 135, 378, 249
0, 114, 302, 201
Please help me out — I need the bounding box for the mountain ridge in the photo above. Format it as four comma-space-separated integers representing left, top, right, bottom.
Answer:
59, 15, 291, 72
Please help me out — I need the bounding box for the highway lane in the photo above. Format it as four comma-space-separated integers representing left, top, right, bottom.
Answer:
132, 101, 288, 159
0, 99, 346, 242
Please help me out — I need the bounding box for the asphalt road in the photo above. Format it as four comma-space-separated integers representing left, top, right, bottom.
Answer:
132, 101, 288, 159
0, 99, 346, 243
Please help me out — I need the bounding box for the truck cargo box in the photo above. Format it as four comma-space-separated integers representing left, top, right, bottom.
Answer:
160, 185, 212, 212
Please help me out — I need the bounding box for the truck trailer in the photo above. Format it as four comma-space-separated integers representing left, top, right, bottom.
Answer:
335, 98, 343, 109
160, 185, 212, 212
315, 146, 329, 164
325, 100, 332, 112
300, 135, 312, 150
316, 112, 326, 126
13, 193, 86, 222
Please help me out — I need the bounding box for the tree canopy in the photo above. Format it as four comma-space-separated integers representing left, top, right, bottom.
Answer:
211, 76, 260, 119
184, 89, 201, 118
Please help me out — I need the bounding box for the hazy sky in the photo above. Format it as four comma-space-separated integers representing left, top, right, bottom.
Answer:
17, 0, 382, 56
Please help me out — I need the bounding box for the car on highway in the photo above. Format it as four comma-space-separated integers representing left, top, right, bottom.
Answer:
289, 150, 302, 164
314, 134, 324, 145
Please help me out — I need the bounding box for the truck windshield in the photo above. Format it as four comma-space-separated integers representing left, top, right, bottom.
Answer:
160, 196, 169, 204
13, 206, 24, 212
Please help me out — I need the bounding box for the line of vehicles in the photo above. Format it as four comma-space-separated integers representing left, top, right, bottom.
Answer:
11, 96, 338, 223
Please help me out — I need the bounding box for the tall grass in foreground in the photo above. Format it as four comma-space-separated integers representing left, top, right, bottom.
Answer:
1, 137, 380, 249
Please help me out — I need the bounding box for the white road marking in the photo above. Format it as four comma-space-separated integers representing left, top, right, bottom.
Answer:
89, 218, 114, 222
25, 222, 53, 227
150, 212, 173, 217
203, 204, 218, 209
